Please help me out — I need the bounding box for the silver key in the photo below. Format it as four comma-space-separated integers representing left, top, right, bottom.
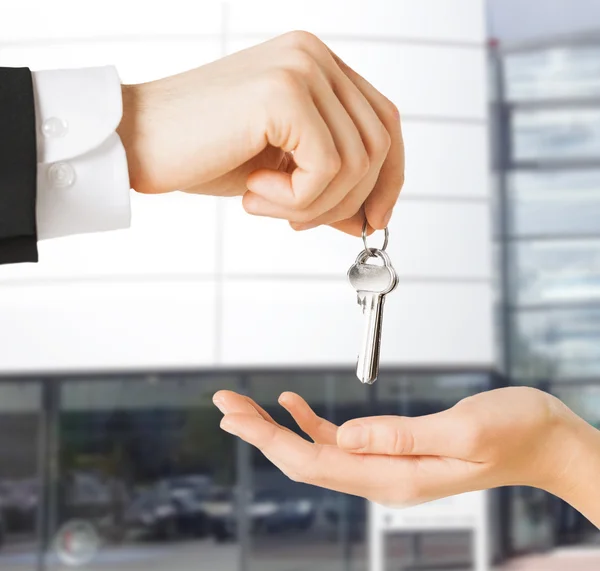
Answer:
348, 248, 398, 384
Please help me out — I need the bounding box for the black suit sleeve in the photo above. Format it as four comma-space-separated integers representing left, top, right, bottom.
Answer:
0, 67, 37, 264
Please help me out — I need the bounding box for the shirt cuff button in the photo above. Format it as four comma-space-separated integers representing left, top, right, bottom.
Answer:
41, 116, 69, 138
48, 162, 76, 188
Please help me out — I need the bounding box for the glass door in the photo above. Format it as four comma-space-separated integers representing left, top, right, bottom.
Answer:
246, 373, 371, 571
551, 383, 600, 547
44, 374, 241, 571
0, 381, 43, 571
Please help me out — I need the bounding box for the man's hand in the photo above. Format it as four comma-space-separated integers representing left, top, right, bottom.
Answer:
117, 31, 404, 235
211, 387, 600, 526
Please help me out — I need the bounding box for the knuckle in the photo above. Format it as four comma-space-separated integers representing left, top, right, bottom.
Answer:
319, 152, 342, 181
383, 97, 401, 123
352, 151, 370, 179
291, 192, 318, 211
372, 124, 392, 157
287, 49, 320, 77
283, 30, 324, 52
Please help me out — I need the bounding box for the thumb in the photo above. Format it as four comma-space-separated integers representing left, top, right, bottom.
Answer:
337, 410, 473, 459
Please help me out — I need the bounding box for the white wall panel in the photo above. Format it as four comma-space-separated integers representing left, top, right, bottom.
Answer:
0, 282, 217, 372
0, 1, 485, 46
0, 39, 221, 83
0, 0, 494, 373
227, 39, 487, 120
0, 0, 222, 43
402, 121, 490, 199
227, 0, 486, 43
222, 199, 491, 279
0, 194, 219, 281
220, 280, 493, 366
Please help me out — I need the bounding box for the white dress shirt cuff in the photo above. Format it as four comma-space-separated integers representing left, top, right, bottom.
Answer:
32, 66, 131, 240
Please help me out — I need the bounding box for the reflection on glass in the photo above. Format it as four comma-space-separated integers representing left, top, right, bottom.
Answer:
386, 532, 472, 569
0, 382, 41, 565
248, 374, 368, 571
376, 374, 489, 569
376, 373, 488, 416
512, 308, 600, 379
52, 375, 240, 571
509, 487, 553, 552
508, 170, 600, 237
511, 240, 600, 305
547, 385, 600, 543
554, 385, 600, 429
505, 46, 600, 101
512, 108, 600, 162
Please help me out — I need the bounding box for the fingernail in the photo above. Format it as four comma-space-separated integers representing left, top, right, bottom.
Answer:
220, 417, 238, 435
338, 425, 367, 450
382, 208, 393, 228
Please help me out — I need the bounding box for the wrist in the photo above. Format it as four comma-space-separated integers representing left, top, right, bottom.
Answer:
117, 83, 146, 193
540, 398, 600, 524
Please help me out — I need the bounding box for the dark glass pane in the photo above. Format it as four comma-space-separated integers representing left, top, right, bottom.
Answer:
385, 531, 472, 569
247, 373, 369, 571
510, 239, 600, 305
375, 373, 489, 569
509, 487, 554, 552
508, 170, 600, 237
546, 385, 600, 545
0, 382, 42, 568
511, 308, 600, 379
49, 375, 239, 571
512, 108, 600, 162
505, 46, 600, 101
375, 373, 489, 417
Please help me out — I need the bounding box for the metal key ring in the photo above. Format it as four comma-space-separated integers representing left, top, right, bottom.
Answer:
362, 219, 389, 255
354, 247, 392, 267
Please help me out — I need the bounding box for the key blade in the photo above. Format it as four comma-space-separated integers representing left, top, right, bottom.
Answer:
356, 294, 385, 384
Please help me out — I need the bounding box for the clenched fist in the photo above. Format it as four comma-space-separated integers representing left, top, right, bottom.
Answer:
117, 31, 404, 235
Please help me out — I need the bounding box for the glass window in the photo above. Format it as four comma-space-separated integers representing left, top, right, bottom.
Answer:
512, 108, 600, 162
505, 46, 600, 101
375, 373, 490, 569
52, 374, 240, 571
511, 308, 600, 379
554, 385, 600, 429
0, 382, 42, 564
508, 170, 600, 237
546, 384, 600, 544
375, 373, 489, 417
510, 239, 600, 305
247, 373, 369, 571
385, 531, 472, 569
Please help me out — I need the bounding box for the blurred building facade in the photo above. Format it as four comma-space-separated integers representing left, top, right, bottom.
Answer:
492, 29, 600, 553
0, 1, 496, 570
